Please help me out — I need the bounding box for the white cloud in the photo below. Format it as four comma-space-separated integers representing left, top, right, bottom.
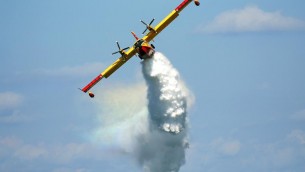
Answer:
271, 147, 295, 167
52, 168, 90, 172
39, 62, 105, 78
291, 109, 305, 120
200, 6, 305, 33
0, 136, 104, 164
0, 92, 23, 110
288, 129, 305, 145
0, 136, 116, 172
14, 144, 48, 160
51, 143, 96, 163
0, 136, 22, 149
0, 92, 30, 124
0, 110, 31, 123
0, 137, 47, 160
211, 138, 241, 156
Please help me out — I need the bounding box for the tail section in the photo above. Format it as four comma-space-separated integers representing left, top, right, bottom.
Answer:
131, 31, 139, 40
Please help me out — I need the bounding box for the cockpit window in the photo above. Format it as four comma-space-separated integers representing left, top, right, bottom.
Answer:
134, 39, 144, 48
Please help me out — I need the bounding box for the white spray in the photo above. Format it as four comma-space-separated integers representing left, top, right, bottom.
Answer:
136, 52, 191, 172
92, 52, 192, 172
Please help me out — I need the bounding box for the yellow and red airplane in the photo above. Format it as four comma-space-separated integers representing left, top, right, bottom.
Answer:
81, 0, 200, 98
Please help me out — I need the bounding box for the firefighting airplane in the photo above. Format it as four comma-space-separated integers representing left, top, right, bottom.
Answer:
81, 0, 200, 98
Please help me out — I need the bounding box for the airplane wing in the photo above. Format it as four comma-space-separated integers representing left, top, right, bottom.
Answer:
80, 0, 199, 97
81, 47, 136, 93
143, 0, 196, 43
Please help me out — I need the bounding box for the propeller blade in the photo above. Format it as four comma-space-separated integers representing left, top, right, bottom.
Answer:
141, 20, 148, 26
122, 47, 130, 51
149, 18, 155, 25
112, 41, 129, 55
141, 18, 155, 34
112, 51, 119, 55
116, 41, 121, 50
142, 28, 148, 34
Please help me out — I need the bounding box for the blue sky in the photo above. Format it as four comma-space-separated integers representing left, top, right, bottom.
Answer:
1, 0, 305, 171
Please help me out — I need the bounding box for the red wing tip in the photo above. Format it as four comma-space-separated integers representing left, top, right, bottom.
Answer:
80, 88, 87, 93
79, 88, 86, 93
79, 88, 95, 98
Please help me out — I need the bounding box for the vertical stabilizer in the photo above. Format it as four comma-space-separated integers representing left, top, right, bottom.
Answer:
131, 31, 139, 40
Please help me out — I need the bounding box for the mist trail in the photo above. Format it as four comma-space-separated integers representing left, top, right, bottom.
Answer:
136, 52, 191, 172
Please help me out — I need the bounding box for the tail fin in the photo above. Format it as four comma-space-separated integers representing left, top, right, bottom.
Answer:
131, 31, 139, 40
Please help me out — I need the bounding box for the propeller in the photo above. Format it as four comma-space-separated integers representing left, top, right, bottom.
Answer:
112, 41, 129, 55
141, 18, 155, 34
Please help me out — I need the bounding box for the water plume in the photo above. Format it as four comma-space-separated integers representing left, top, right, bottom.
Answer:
135, 52, 191, 172
92, 52, 193, 172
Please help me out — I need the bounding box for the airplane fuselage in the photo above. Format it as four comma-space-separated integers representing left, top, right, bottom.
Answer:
133, 39, 155, 59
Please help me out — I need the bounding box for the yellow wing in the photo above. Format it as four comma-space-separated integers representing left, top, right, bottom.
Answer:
81, 47, 136, 93
102, 47, 136, 78
143, 0, 194, 42
81, 0, 198, 94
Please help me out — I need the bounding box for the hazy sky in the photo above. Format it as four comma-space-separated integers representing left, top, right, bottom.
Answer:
1, 0, 305, 171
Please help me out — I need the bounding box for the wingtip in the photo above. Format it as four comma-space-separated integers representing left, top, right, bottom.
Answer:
78, 88, 86, 93
194, 0, 200, 6
88, 91, 95, 98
